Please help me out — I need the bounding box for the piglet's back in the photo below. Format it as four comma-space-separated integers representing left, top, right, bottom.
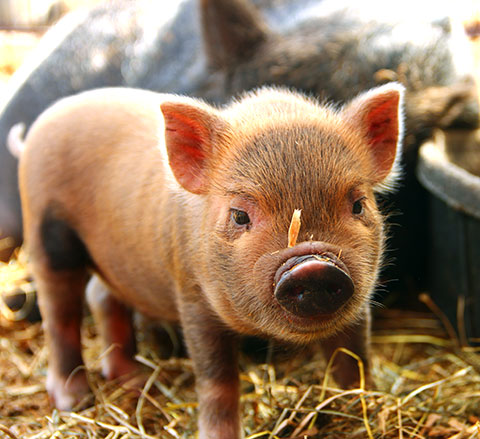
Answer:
19, 88, 181, 319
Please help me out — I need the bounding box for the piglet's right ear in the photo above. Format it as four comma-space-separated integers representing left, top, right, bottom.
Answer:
161, 100, 227, 194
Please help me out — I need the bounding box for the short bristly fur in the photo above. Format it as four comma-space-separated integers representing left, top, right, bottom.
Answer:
14, 83, 403, 439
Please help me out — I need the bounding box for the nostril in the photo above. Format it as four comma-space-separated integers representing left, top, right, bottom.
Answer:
274, 257, 354, 318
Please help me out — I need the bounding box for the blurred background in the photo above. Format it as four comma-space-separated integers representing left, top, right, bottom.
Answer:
0, 0, 104, 94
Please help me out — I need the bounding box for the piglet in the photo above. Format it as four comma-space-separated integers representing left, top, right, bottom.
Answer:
14, 83, 403, 438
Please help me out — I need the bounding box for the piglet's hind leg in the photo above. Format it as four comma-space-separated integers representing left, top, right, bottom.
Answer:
86, 275, 139, 381
34, 270, 90, 410
31, 212, 92, 410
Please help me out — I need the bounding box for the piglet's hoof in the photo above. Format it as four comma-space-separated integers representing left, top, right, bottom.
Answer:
46, 368, 91, 411
101, 350, 142, 382
102, 355, 150, 394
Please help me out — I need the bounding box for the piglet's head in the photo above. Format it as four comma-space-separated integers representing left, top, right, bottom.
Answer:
161, 83, 404, 344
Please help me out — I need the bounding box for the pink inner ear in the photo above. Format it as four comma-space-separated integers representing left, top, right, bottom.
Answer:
165, 112, 207, 162
162, 104, 212, 194
367, 99, 397, 145
364, 93, 400, 180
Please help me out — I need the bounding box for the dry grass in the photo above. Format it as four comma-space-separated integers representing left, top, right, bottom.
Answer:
1, 253, 480, 439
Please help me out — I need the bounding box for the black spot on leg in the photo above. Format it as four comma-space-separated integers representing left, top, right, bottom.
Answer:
40, 207, 91, 271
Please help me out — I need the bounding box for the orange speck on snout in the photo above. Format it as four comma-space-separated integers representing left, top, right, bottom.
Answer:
288, 209, 302, 248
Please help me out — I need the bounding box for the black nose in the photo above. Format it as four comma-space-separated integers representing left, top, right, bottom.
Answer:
274, 255, 354, 318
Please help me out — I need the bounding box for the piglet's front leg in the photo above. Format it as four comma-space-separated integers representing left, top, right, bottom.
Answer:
179, 299, 241, 439
321, 306, 372, 390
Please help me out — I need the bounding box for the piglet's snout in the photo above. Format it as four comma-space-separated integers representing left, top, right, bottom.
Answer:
274, 255, 354, 318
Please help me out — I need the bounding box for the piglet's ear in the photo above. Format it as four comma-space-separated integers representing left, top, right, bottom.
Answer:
342, 83, 405, 188
161, 100, 227, 194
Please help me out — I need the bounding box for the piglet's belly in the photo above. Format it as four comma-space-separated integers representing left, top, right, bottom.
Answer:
96, 270, 180, 323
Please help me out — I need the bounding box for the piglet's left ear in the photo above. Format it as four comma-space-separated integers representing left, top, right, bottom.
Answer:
342, 83, 405, 188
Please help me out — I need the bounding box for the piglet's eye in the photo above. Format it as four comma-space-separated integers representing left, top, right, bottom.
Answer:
352, 198, 365, 215
231, 209, 250, 226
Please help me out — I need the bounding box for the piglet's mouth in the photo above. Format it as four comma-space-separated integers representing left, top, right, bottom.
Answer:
273, 253, 354, 319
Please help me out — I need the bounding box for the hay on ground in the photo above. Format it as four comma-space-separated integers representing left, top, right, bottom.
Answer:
1, 254, 480, 439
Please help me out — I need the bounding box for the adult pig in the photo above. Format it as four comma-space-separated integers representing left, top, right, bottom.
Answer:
17, 83, 403, 438
0, 0, 476, 270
